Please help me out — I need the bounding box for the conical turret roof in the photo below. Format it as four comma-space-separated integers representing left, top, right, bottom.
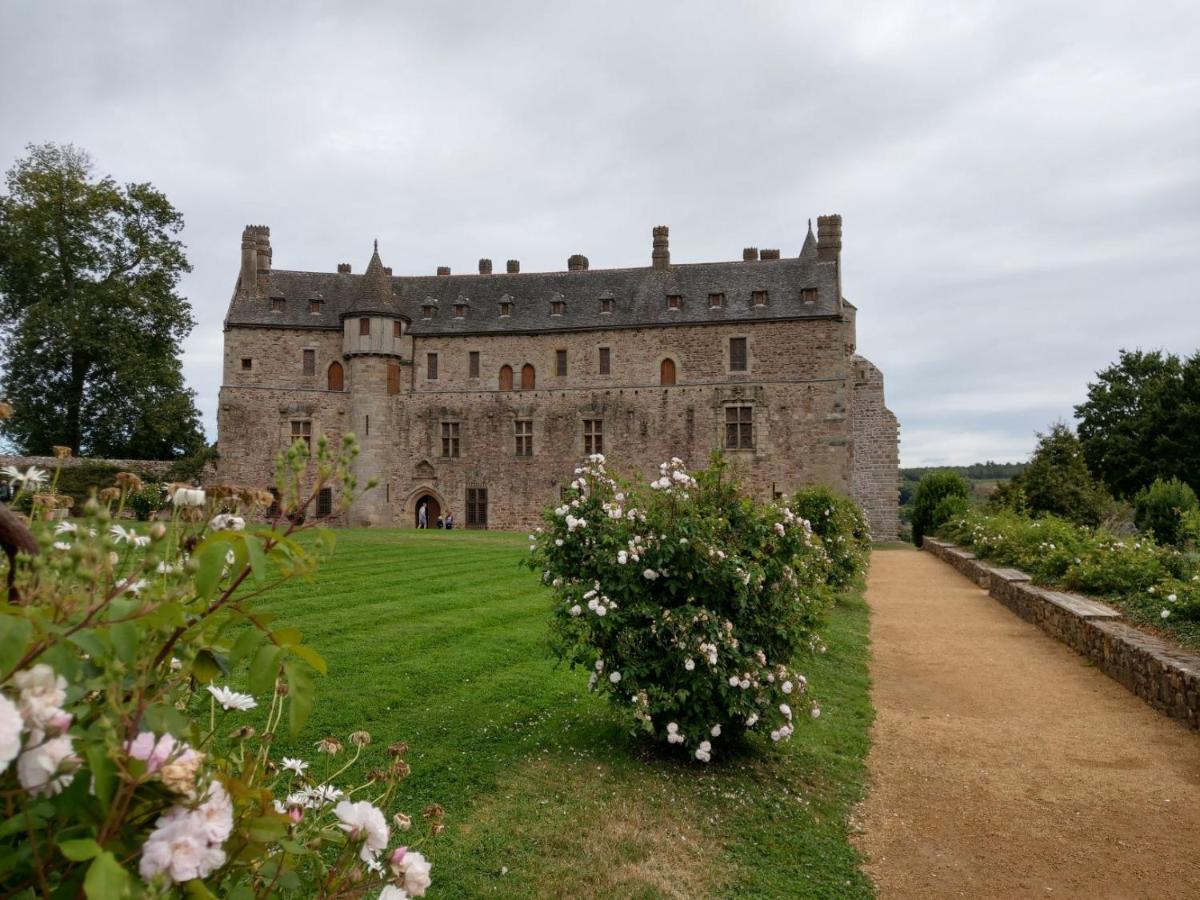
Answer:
348, 240, 400, 315
798, 220, 818, 262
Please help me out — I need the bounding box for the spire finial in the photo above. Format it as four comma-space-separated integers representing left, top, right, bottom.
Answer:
373, 238, 379, 253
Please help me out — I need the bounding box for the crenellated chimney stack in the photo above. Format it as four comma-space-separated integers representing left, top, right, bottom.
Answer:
743, 247, 758, 262
240, 225, 270, 295
760, 248, 780, 260
816, 215, 842, 262
436, 266, 451, 276
478, 258, 492, 275
652, 226, 670, 269
506, 259, 520, 274
337, 263, 352, 273
567, 254, 589, 272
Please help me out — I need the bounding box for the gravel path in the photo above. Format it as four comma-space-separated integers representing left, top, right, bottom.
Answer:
857, 548, 1200, 899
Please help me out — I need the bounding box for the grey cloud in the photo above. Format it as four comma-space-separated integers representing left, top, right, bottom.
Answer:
2, 0, 1197, 466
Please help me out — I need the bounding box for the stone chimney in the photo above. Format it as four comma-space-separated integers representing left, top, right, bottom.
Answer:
478, 258, 492, 275
568, 254, 589, 272
652, 226, 670, 270
760, 248, 780, 260
743, 247, 759, 262
383, 267, 392, 276
437, 266, 450, 276
337, 263, 352, 273
240, 225, 270, 295
817, 215, 842, 262
506, 259, 520, 274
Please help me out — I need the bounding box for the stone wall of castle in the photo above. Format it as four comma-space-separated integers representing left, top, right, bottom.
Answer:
850, 356, 900, 540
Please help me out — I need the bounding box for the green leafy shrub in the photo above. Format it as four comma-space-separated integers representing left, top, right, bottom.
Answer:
527, 453, 845, 763
791, 486, 871, 589
126, 483, 166, 521
910, 471, 970, 547
1134, 477, 1199, 547
0, 437, 440, 896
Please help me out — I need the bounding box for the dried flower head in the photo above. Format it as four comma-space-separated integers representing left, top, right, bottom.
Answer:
349, 730, 372, 747
114, 472, 143, 492
388, 741, 410, 757
430, 821, 445, 836
390, 759, 411, 779
52, 445, 72, 460
422, 803, 444, 820
229, 725, 256, 741
98, 487, 121, 502
315, 736, 343, 755
393, 812, 412, 831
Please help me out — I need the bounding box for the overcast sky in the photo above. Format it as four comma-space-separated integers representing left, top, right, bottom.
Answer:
2, 1, 1197, 466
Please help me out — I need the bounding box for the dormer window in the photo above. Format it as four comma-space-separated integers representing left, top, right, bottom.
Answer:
800, 288, 818, 304
709, 292, 725, 308
666, 294, 682, 310
271, 297, 285, 313
422, 305, 434, 320
499, 301, 512, 317
358, 317, 370, 336
551, 300, 565, 316
599, 298, 613, 314
455, 304, 466, 318
752, 290, 769, 307
309, 299, 322, 315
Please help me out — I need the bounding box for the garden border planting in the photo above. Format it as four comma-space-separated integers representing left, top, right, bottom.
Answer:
922, 537, 1200, 730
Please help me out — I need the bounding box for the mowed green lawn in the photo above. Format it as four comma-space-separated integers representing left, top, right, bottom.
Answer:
254, 529, 875, 898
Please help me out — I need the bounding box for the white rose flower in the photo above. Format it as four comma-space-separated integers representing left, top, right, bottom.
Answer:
569, 604, 582, 617
609, 671, 621, 684
334, 800, 390, 862
13, 664, 67, 730
397, 849, 433, 897
684, 659, 695, 671
379, 886, 410, 900
642, 568, 659, 580
17, 734, 78, 796
782, 681, 794, 694
0, 694, 23, 774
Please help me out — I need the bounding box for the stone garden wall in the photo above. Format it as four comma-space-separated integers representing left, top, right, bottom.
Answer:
922, 537, 1200, 731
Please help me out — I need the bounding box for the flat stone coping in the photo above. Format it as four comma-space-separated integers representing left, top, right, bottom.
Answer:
1033, 588, 1122, 620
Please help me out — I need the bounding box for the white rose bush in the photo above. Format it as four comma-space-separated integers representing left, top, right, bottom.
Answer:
527, 453, 869, 762
0, 432, 438, 898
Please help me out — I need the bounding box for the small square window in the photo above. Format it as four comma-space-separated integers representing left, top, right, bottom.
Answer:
469, 351, 480, 378
422, 305, 434, 320
598, 347, 611, 375
666, 294, 682, 310
752, 290, 769, 307
599, 298, 613, 314
427, 353, 438, 380
272, 297, 285, 313
499, 302, 512, 317
556, 349, 567, 377
241, 358, 252, 371
309, 299, 321, 315
359, 317, 371, 336
455, 304, 466, 318
302, 349, 315, 376
551, 300, 565, 316
800, 287, 818, 304
709, 292, 725, 308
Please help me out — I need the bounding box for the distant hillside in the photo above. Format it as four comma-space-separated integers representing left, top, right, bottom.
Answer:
898, 461, 1027, 528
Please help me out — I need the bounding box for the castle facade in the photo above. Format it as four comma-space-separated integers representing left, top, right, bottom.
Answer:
217, 216, 899, 537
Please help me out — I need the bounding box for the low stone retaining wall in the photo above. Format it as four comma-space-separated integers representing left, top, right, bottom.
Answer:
922, 537, 1200, 731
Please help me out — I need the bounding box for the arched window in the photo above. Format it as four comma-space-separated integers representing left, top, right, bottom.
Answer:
520, 364, 536, 390
327, 361, 344, 391
660, 358, 677, 386
499, 365, 513, 391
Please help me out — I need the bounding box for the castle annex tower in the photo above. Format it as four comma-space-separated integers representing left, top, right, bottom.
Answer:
342, 242, 411, 526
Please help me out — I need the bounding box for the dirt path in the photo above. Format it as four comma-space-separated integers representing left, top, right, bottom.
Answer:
857, 548, 1200, 899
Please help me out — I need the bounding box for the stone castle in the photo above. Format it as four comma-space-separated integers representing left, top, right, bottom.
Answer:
217, 216, 899, 537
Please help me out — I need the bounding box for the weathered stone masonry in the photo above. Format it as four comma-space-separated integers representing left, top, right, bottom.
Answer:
218, 217, 900, 535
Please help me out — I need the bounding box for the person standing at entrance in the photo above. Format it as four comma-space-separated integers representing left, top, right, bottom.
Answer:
445, 510, 454, 530
418, 502, 427, 529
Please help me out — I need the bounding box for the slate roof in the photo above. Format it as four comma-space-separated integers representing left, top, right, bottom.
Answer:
225, 250, 841, 335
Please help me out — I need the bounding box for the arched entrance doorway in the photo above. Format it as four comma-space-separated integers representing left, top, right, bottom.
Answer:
415, 493, 441, 528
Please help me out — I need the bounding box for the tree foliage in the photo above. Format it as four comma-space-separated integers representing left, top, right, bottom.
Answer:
1075, 349, 1200, 499
1019, 422, 1108, 527
0, 143, 204, 458
910, 471, 970, 546
1134, 477, 1198, 548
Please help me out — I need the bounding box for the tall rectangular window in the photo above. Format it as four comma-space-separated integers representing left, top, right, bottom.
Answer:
515, 419, 533, 456
466, 488, 488, 528
584, 419, 603, 454
551, 300, 565, 316
387, 362, 400, 395
302, 349, 315, 375
309, 299, 321, 315
725, 406, 754, 450
441, 421, 460, 458
729, 337, 747, 372
272, 298, 285, 313
427, 353, 438, 380
359, 317, 370, 335
499, 301, 512, 317
393, 320, 403, 337
556, 349, 568, 377
290, 420, 311, 449
598, 347, 611, 375
316, 487, 332, 517
469, 351, 480, 378
599, 298, 613, 314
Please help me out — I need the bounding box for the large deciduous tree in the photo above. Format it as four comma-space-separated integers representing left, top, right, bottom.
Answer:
0, 142, 205, 458
1074, 349, 1199, 498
